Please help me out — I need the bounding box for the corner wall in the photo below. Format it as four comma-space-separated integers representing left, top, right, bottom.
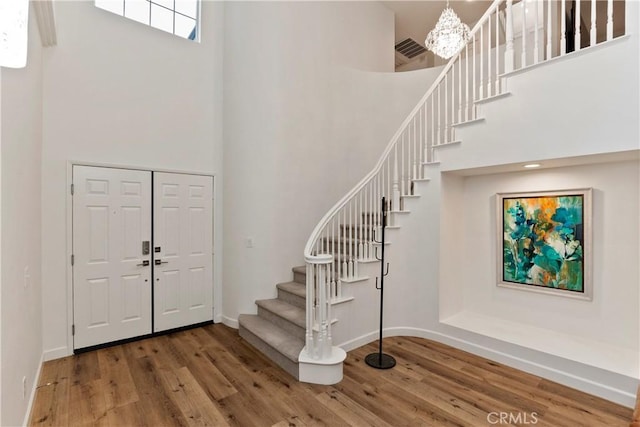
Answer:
0, 5, 44, 425
41, 1, 224, 359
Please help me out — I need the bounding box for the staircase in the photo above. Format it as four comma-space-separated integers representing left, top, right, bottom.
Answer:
238, 267, 307, 379
236, 0, 629, 386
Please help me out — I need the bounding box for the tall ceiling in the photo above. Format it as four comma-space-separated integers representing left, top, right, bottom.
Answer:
383, 1, 493, 69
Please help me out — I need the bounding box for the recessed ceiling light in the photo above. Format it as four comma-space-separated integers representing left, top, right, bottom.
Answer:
524, 163, 541, 169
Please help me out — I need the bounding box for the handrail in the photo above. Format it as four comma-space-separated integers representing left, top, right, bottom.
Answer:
303, 0, 503, 259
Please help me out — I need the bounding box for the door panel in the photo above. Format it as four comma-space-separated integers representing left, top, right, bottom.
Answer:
73, 166, 152, 349
153, 172, 213, 332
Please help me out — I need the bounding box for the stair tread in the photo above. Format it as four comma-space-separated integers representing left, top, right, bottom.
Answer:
292, 266, 306, 275
277, 281, 306, 298
238, 314, 304, 363
256, 298, 305, 328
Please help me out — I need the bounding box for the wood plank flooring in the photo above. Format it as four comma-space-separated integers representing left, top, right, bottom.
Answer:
632, 385, 640, 427
29, 324, 633, 426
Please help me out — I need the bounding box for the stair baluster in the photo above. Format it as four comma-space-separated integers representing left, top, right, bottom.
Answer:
534, 0, 540, 64
575, 0, 581, 51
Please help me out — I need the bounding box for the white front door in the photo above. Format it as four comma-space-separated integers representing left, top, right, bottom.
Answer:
153, 172, 213, 332
72, 166, 152, 349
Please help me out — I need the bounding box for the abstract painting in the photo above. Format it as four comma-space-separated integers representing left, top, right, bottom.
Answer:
496, 189, 592, 300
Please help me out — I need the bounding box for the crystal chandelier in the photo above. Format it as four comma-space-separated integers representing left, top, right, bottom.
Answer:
425, 1, 470, 60
0, 0, 30, 68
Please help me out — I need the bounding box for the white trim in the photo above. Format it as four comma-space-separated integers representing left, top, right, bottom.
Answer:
474, 91, 512, 105
299, 346, 346, 385
433, 140, 463, 149
221, 315, 239, 329
43, 346, 69, 362
65, 162, 74, 358
212, 175, 223, 336
500, 35, 631, 79
32, 0, 57, 47
330, 296, 355, 305
359, 258, 382, 264
67, 159, 214, 177
22, 353, 44, 426
452, 118, 485, 128
338, 326, 637, 408
340, 276, 369, 284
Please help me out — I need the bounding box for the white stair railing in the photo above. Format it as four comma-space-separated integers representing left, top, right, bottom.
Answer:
302, 0, 624, 363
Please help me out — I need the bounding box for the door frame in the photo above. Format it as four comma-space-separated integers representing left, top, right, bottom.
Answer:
65, 160, 220, 353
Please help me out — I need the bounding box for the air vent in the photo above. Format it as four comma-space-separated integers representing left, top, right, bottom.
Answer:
395, 38, 427, 59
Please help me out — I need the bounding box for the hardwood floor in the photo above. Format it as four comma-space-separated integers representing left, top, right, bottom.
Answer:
29, 324, 632, 426
631, 385, 640, 427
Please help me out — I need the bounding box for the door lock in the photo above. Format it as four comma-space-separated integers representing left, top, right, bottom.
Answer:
155, 259, 169, 266
137, 260, 150, 267
142, 241, 150, 255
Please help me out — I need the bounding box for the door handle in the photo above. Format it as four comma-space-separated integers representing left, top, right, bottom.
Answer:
155, 259, 169, 266
137, 260, 150, 267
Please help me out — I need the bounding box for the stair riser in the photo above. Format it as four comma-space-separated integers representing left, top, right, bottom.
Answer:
239, 325, 300, 380
293, 270, 306, 285
278, 287, 306, 308
257, 306, 305, 340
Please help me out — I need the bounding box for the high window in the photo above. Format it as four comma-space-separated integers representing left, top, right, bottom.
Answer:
95, 0, 199, 41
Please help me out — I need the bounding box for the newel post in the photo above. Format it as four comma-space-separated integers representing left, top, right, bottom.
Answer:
304, 254, 333, 360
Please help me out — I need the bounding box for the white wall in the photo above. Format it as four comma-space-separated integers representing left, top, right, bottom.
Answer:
222, 1, 444, 324
1, 4, 44, 425
41, 1, 224, 359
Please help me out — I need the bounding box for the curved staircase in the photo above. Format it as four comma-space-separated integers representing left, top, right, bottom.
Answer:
237, 0, 630, 385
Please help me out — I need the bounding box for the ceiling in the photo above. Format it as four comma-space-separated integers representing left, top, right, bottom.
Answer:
382, 1, 494, 69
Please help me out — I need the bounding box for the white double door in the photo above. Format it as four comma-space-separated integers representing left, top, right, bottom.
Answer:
72, 166, 213, 349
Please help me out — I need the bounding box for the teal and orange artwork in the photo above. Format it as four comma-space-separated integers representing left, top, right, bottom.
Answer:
502, 194, 585, 292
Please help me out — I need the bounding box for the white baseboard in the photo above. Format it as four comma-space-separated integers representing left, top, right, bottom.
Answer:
22, 353, 44, 426
43, 346, 70, 362
337, 326, 638, 408
214, 313, 223, 324
339, 330, 380, 353
221, 315, 238, 329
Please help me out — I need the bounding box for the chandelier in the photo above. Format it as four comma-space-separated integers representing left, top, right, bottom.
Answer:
0, 0, 29, 68
425, 1, 470, 60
